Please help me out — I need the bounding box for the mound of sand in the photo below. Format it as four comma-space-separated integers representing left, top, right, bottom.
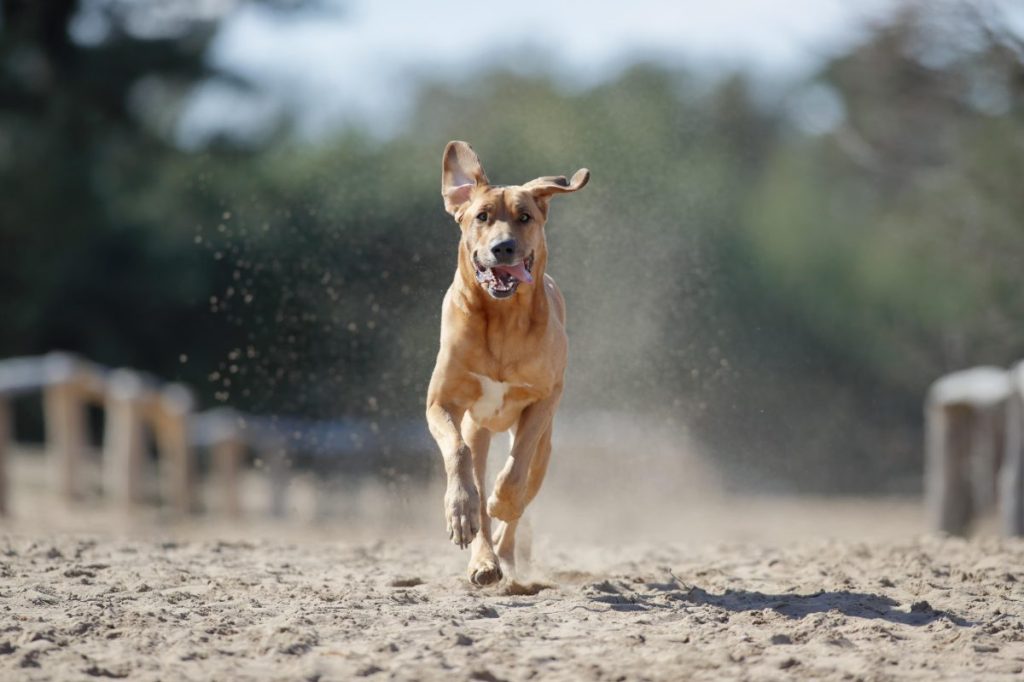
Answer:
2, 531, 1023, 681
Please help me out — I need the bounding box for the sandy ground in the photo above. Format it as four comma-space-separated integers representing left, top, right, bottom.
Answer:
3, 429, 1023, 681
3, 528, 1024, 681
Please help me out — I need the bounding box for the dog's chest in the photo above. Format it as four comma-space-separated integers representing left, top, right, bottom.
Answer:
468, 372, 529, 424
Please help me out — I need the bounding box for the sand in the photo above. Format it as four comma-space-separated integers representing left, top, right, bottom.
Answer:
2, 429, 1021, 681
2, 529, 1024, 681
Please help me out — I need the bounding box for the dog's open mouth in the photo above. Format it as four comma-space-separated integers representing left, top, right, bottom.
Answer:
474, 252, 535, 299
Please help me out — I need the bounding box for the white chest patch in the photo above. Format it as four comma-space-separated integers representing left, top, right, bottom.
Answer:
469, 373, 511, 422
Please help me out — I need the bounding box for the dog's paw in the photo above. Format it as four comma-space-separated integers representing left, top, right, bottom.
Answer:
467, 553, 503, 586
486, 489, 525, 522
444, 479, 480, 549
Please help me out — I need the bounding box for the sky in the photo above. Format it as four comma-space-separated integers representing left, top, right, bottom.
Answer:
181, 0, 903, 145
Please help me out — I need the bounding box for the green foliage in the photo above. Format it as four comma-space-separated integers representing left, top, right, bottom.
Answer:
712, 4, 1024, 489
1, 1, 1021, 491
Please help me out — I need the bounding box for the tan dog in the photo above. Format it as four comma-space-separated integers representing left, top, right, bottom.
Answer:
426, 141, 589, 585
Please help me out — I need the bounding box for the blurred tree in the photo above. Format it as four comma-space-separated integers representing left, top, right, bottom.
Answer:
711, 1, 1024, 490
146, 66, 779, 423
1, 0, 1020, 493
0, 0, 312, 388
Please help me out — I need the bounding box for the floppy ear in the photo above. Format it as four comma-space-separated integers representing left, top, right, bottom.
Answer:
441, 141, 489, 217
523, 168, 590, 212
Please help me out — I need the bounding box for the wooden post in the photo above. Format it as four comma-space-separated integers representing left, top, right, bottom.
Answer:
925, 402, 973, 534
968, 402, 1004, 516
102, 369, 147, 506
261, 430, 289, 519
43, 353, 88, 502
154, 383, 195, 516
1000, 363, 1024, 536
207, 410, 244, 517
213, 438, 244, 517
0, 396, 10, 515
190, 408, 247, 517
925, 367, 1012, 535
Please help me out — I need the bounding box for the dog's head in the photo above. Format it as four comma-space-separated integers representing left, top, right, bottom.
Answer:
441, 141, 589, 300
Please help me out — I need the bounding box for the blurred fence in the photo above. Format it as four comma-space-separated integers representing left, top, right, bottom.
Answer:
6, 351, 1024, 536
925, 363, 1024, 537
0, 353, 433, 519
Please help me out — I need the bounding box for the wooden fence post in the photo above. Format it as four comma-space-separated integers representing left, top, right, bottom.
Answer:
43, 353, 89, 502
154, 383, 195, 515
213, 437, 245, 518
263, 433, 289, 519
102, 369, 147, 506
925, 400, 972, 534
925, 367, 1011, 535
1000, 363, 1024, 536
206, 409, 244, 518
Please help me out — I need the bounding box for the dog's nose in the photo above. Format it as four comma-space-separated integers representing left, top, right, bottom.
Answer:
490, 238, 517, 262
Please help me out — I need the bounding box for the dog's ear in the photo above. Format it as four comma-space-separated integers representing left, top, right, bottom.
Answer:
524, 169, 590, 212
442, 141, 489, 217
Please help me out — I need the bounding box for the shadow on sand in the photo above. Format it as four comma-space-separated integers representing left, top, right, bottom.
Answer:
682, 586, 970, 626
579, 578, 970, 626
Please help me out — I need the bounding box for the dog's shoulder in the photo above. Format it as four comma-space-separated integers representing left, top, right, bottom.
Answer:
542, 273, 566, 326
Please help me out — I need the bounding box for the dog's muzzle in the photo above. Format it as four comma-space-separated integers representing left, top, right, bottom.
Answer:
473, 252, 535, 299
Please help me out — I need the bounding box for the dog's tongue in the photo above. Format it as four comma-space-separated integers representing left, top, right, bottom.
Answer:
492, 262, 533, 284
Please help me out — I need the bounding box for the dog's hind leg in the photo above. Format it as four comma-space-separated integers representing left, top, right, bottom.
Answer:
493, 518, 518, 577
463, 417, 502, 586
494, 423, 551, 576
523, 424, 552, 508
488, 388, 561, 522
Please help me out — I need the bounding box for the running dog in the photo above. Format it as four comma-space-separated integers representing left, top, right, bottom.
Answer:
426, 141, 589, 585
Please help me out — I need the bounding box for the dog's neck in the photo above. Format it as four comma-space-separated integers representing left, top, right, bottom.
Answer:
455, 240, 549, 326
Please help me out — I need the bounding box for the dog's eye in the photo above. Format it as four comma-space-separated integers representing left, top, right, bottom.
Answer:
476, 211, 488, 222
518, 213, 530, 223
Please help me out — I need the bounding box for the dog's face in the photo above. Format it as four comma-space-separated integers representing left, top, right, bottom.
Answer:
459, 186, 545, 300
441, 141, 588, 300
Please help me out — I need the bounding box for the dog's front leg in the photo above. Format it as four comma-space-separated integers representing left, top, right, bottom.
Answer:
463, 417, 503, 585
426, 401, 479, 548
487, 386, 562, 522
